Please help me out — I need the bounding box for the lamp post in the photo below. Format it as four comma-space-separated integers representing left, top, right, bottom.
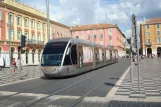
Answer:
46, 0, 50, 41
144, 17, 146, 57
9, 29, 12, 68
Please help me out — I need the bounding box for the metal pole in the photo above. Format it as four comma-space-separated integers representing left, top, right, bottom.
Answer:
19, 35, 22, 79
9, 29, 12, 69
132, 14, 140, 94
135, 17, 141, 94
130, 37, 133, 83
144, 17, 146, 58
92, 29, 94, 69
46, 0, 50, 41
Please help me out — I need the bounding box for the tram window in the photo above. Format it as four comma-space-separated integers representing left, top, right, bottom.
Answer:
63, 44, 72, 65
102, 53, 104, 58
71, 45, 77, 64
111, 52, 112, 57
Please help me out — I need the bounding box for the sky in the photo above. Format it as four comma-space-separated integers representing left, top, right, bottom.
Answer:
17, 0, 161, 39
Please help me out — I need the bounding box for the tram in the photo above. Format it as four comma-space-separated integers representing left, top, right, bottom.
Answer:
41, 38, 118, 78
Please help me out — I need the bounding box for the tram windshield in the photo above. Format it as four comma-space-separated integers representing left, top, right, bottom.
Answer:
41, 42, 68, 66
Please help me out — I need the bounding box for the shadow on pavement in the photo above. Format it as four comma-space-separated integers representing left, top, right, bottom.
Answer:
108, 100, 161, 107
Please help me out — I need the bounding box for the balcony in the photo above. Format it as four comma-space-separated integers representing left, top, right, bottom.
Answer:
146, 42, 152, 46
26, 39, 44, 45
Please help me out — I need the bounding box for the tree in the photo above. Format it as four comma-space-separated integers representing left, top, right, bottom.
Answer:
126, 48, 130, 54
139, 47, 143, 55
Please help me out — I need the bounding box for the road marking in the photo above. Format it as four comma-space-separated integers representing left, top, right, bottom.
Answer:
106, 66, 130, 98
0, 91, 160, 103
0, 77, 41, 87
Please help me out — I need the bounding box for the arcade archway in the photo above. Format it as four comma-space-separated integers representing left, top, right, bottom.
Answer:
147, 48, 152, 55
26, 48, 30, 64
157, 47, 161, 57
32, 48, 36, 64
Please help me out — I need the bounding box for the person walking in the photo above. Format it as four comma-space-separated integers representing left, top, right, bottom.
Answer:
11, 58, 17, 74
0, 55, 5, 71
17, 56, 24, 71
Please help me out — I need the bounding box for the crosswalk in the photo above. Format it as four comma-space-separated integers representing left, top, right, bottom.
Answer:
0, 66, 44, 85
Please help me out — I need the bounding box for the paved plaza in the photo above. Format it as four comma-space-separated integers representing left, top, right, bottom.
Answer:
110, 58, 161, 107
0, 66, 43, 85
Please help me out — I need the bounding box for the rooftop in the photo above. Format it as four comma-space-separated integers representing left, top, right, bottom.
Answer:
71, 24, 117, 31
146, 18, 161, 24
71, 24, 126, 38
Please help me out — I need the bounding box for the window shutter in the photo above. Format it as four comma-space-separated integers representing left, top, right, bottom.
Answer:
0, 12, 2, 21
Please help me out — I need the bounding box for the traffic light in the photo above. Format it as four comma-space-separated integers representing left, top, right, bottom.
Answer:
21, 35, 27, 48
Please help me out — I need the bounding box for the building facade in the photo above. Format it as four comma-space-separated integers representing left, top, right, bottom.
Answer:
140, 18, 161, 57
71, 24, 126, 57
0, 0, 70, 67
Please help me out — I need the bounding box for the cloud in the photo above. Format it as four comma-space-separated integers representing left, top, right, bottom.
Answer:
20, 0, 161, 35
124, 29, 132, 38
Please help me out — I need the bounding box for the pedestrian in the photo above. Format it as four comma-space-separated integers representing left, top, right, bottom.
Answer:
17, 56, 24, 70
0, 55, 5, 71
12, 58, 17, 73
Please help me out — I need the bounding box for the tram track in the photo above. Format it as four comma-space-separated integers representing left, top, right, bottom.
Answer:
21, 67, 105, 107
24, 59, 129, 107
0, 63, 106, 104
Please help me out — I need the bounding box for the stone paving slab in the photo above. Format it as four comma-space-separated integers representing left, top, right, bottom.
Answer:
115, 58, 161, 99
0, 66, 43, 85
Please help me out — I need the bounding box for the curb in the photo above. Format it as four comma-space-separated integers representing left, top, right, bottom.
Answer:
106, 66, 130, 98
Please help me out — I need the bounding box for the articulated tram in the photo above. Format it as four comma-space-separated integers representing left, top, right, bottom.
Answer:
41, 38, 118, 78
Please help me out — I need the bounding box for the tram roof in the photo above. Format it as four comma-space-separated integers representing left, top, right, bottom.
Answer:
48, 37, 115, 50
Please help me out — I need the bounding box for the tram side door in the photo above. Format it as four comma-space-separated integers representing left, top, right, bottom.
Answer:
78, 45, 83, 70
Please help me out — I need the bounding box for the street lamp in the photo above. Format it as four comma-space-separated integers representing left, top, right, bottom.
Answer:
46, 0, 50, 41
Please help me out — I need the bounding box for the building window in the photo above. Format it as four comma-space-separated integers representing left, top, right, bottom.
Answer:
156, 24, 160, 28
76, 36, 79, 38
88, 30, 90, 34
93, 30, 96, 34
0, 11, 2, 21
146, 32, 150, 36
157, 31, 160, 35
25, 32, 29, 40
81, 31, 84, 34
24, 18, 28, 27
8, 29, 14, 39
94, 35, 97, 39
76, 31, 78, 35
37, 22, 40, 30
110, 40, 112, 46
42, 23, 45, 31
147, 39, 151, 43
31, 34, 34, 41
0, 27, 1, 39
157, 38, 160, 42
17, 31, 21, 40
88, 35, 90, 40
43, 35, 46, 42
8, 13, 14, 24
100, 34, 103, 39
146, 25, 150, 29
37, 35, 40, 41
31, 20, 35, 29
17, 16, 22, 25
100, 29, 103, 33
109, 29, 112, 32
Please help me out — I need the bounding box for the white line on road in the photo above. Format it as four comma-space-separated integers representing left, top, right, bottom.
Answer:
106, 66, 130, 98
0, 76, 41, 87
